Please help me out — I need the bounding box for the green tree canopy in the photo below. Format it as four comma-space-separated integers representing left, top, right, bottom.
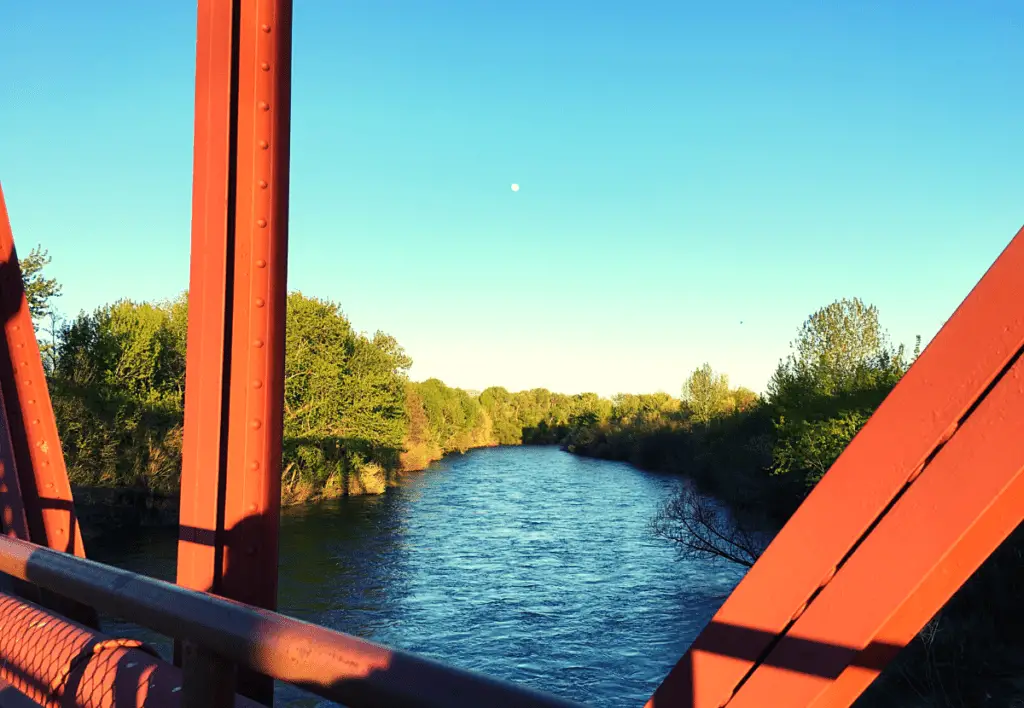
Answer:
20, 246, 61, 321
682, 363, 731, 424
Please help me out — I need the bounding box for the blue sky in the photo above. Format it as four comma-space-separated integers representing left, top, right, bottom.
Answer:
2, 1, 1021, 397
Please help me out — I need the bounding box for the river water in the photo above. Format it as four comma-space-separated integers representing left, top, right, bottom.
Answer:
90, 446, 744, 707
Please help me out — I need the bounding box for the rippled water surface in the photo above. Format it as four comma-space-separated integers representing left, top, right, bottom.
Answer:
91, 446, 744, 707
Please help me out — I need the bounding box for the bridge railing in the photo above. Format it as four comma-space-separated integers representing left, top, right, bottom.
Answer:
0, 534, 587, 708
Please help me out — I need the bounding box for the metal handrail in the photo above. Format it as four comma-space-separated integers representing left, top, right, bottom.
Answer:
0, 535, 587, 708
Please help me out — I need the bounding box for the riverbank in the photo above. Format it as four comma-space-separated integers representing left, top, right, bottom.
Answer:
73, 443, 499, 541
563, 421, 1024, 708
88, 445, 740, 708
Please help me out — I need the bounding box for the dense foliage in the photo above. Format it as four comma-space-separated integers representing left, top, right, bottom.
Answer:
41, 280, 619, 500
26, 248, 1024, 706
561, 297, 1023, 708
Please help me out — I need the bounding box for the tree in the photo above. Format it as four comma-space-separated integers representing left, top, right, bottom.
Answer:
682, 363, 731, 424
767, 298, 909, 490
19, 246, 63, 372
731, 386, 759, 412
772, 410, 871, 486
20, 246, 62, 321
652, 483, 766, 568
781, 297, 896, 396
479, 386, 521, 444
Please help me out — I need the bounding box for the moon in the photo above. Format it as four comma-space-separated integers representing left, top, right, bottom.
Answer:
511, 183, 520, 192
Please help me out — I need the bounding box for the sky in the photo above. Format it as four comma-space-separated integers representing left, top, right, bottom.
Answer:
1, 1, 1022, 398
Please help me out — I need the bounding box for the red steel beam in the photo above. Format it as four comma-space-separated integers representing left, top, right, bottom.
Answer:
177, 0, 292, 703
177, 0, 236, 601
729, 352, 1024, 706
221, 0, 292, 611
0, 384, 31, 542
0, 184, 98, 628
648, 227, 1024, 708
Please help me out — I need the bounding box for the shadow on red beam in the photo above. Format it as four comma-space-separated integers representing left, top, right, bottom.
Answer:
649, 622, 903, 708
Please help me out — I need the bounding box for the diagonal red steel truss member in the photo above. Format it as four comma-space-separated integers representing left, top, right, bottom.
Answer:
175, 0, 292, 704
648, 227, 1024, 708
0, 184, 98, 628
0, 186, 87, 556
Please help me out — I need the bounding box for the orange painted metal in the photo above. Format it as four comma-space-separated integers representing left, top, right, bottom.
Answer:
0, 591, 186, 708
177, 0, 237, 599
728, 352, 1024, 706
0, 384, 31, 541
178, 0, 292, 606
0, 184, 86, 557
810, 442, 1024, 708
177, 0, 292, 703
648, 227, 1024, 708
219, 0, 291, 613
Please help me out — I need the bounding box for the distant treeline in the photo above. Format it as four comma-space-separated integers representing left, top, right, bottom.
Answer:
556, 297, 1022, 708
24, 246, 1024, 705
46, 290, 615, 502
42, 284, 776, 503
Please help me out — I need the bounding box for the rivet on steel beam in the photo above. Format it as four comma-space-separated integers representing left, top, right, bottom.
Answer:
251, 420, 261, 430
252, 380, 262, 389
253, 339, 264, 348
259, 102, 269, 111
255, 259, 267, 268
255, 298, 265, 308
250, 461, 260, 470
260, 63, 270, 72
257, 219, 267, 228
261, 24, 271, 33
31, 419, 39, 425
249, 503, 258, 512
259, 141, 269, 150
790, 601, 808, 622
27, 399, 35, 405
16, 343, 22, 348
258, 180, 268, 189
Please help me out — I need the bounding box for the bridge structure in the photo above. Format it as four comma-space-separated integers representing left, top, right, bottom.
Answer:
0, 1, 1021, 706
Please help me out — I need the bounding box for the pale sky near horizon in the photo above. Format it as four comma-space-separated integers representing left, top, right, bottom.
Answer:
2, 2, 1022, 398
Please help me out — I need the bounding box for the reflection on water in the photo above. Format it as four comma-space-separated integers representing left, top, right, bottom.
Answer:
89, 446, 743, 707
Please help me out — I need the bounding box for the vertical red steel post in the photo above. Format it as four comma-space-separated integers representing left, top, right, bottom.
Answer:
175, 0, 240, 686
178, 0, 292, 704
177, 0, 236, 601
220, 0, 291, 610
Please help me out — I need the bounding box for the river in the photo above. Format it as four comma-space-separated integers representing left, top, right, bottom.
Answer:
89, 445, 745, 707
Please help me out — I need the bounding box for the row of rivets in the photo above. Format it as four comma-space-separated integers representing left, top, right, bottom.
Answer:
246, 8, 279, 515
